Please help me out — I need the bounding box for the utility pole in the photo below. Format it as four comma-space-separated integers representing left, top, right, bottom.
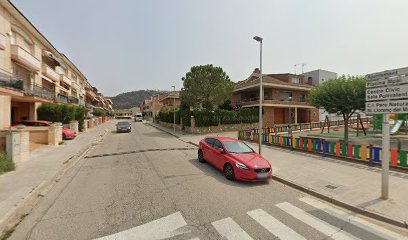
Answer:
253, 36, 263, 155
172, 85, 176, 133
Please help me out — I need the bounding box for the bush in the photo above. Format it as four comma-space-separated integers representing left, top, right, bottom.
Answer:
0, 152, 15, 175
92, 109, 106, 116
191, 108, 259, 127
37, 104, 87, 130
38, 104, 75, 124
159, 109, 180, 124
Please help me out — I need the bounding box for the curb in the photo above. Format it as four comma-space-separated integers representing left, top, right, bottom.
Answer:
150, 123, 408, 229
0, 127, 110, 239
272, 175, 408, 229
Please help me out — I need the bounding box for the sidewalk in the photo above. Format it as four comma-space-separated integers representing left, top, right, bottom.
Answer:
0, 120, 114, 235
148, 121, 408, 228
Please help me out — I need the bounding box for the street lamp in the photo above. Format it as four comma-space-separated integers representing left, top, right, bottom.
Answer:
288, 96, 293, 149
253, 35, 263, 155
172, 85, 176, 133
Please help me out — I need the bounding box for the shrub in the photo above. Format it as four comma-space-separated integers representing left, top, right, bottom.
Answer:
159, 109, 180, 124
37, 104, 87, 130
192, 108, 258, 127
0, 152, 15, 175
92, 109, 106, 116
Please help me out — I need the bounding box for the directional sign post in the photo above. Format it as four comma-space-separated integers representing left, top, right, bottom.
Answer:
366, 66, 408, 200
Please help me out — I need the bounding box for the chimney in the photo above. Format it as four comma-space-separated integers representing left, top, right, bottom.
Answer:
253, 68, 260, 74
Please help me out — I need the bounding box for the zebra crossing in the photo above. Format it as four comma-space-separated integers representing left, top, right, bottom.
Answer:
96, 197, 408, 240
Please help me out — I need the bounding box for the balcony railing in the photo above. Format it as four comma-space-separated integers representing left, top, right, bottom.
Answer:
25, 83, 55, 100
10, 45, 41, 71
0, 74, 24, 91
57, 94, 68, 103
68, 96, 79, 104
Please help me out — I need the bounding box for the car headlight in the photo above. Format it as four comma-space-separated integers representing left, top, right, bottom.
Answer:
128, 127, 131, 129
236, 162, 249, 171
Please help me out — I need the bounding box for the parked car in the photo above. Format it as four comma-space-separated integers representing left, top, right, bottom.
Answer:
198, 137, 272, 182
135, 113, 143, 122
116, 121, 132, 133
12, 120, 76, 140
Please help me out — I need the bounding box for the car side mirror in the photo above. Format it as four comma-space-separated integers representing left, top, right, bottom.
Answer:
218, 148, 224, 154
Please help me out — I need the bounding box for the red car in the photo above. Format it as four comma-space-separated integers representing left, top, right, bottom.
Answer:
198, 137, 272, 182
13, 120, 76, 140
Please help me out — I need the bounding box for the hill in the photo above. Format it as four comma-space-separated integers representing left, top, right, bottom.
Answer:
109, 90, 166, 109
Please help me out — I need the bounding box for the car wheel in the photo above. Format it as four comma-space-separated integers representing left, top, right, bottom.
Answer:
198, 150, 205, 163
224, 163, 235, 181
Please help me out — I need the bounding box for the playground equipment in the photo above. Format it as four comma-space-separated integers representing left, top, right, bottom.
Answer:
321, 114, 367, 136
373, 114, 408, 134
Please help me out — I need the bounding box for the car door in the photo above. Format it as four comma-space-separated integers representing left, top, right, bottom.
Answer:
212, 139, 226, 170
203, 138, 215, 163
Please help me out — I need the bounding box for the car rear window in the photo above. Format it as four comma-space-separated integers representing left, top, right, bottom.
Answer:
117, 122, 130, 126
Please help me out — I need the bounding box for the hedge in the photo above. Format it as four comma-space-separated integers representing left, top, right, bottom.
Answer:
159, 109, 181, 124
160, 108, 258, 127
37, 104, 87, 130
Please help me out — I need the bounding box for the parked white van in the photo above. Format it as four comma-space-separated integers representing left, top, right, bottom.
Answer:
135, 113, 143, 122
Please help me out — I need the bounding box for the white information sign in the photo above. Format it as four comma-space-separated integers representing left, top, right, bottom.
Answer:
365, 66, 408, 114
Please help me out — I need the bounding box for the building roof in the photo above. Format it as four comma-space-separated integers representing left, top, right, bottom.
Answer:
235, 73, 313, 91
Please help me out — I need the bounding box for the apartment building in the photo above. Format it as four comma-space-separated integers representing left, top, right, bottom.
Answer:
0, 0, 111, 128
159, 92, 180, 110
140, 99, 152, 119
232, 68, 319, 127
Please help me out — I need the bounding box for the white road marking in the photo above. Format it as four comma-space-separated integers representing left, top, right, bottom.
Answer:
95, 211, 189, 240
212, 217, 254, 240
299, 197, 408, 240
276, 202, 360, 240
247, 209, 306, 240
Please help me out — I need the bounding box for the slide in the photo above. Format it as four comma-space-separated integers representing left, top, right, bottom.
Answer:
391, 120, 403, 134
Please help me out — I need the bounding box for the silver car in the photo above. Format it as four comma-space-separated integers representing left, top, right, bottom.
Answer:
116, 121, 131, 133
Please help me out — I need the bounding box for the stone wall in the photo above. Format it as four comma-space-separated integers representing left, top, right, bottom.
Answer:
159, 121, 183, 131
185, 123, 258, 134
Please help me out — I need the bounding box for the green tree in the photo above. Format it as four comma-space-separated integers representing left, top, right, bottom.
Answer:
308, 75, 366, 142
180, 64, 234, 110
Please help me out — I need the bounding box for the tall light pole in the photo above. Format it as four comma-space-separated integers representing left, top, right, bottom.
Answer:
172, 85, 176, 133
253, 36, 263, 155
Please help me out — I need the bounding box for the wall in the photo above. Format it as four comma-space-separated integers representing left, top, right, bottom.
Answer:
159, 121, 183, 131
0, 95, 11, 128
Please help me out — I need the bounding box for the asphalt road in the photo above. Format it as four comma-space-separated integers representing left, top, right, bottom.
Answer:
10, 121, 408, 240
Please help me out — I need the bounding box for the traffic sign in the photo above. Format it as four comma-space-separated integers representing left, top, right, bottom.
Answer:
366, 99, 408, 114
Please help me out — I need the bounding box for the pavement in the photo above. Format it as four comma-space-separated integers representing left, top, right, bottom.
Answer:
8, 120, 408, 239
0, 120, 114, 237
149, 121, 408, 228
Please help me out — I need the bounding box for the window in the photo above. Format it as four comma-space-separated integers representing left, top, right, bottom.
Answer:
205, 138, 215, 146
223, 141, 254, 154
281, 91, 292, 101
292, 77, 300, 84
213, 140, 223, 150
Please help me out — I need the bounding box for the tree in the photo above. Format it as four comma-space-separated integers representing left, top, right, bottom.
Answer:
308, 75, 366, 142
180, 64, 234, 110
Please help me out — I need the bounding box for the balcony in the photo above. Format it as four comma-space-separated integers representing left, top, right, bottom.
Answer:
60, 75, 71, 87
10, 45, 40, 71
57, 94, 68, 103
68, 95, 79, 104
235, 96, 310, 107
41, 64, 60, 82
0, 74, 24, 91
25, 83, 55, 100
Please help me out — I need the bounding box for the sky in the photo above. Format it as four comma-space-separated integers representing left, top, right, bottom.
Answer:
11, 0, 408, 96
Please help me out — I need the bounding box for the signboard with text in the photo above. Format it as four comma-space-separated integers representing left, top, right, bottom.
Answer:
365, 67, 408, 114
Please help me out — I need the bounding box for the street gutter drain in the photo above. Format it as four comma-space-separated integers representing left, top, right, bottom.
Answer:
325, 184, 338, 190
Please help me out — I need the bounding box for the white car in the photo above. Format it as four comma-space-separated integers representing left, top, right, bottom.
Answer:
135, 113, 143, 122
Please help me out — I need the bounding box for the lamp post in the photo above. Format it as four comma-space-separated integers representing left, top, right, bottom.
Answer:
172, 85, 176, 133
288, 96, 293, 149
253, 36, 263, 155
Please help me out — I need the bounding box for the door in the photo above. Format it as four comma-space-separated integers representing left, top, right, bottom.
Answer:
211, 139, 226, 170
203, 138, 215, 163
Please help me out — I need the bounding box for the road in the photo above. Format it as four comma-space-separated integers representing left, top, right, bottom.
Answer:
10, 121, 408, 240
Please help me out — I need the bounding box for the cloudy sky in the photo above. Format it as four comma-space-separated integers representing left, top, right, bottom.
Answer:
12, 0, 408, 96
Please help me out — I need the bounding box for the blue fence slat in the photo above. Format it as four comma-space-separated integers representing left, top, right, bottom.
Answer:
325, 141, 330, 153
373, 147, 381, 163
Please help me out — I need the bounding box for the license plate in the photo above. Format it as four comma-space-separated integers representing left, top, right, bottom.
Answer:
257, 173, 269, 179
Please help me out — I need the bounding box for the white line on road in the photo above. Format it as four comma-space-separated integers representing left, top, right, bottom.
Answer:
212, 217, 254, 240
95, 211, 189, 240
247, 209, 306, 240
299, 197, 408, 240
276, 202, 361, 240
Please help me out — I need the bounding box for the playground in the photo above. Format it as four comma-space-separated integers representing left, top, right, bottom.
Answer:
296, 114, 408, 150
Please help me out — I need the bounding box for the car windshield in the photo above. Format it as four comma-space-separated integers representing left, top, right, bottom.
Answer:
117, 122, 130, 126
223, 141, 254, 154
